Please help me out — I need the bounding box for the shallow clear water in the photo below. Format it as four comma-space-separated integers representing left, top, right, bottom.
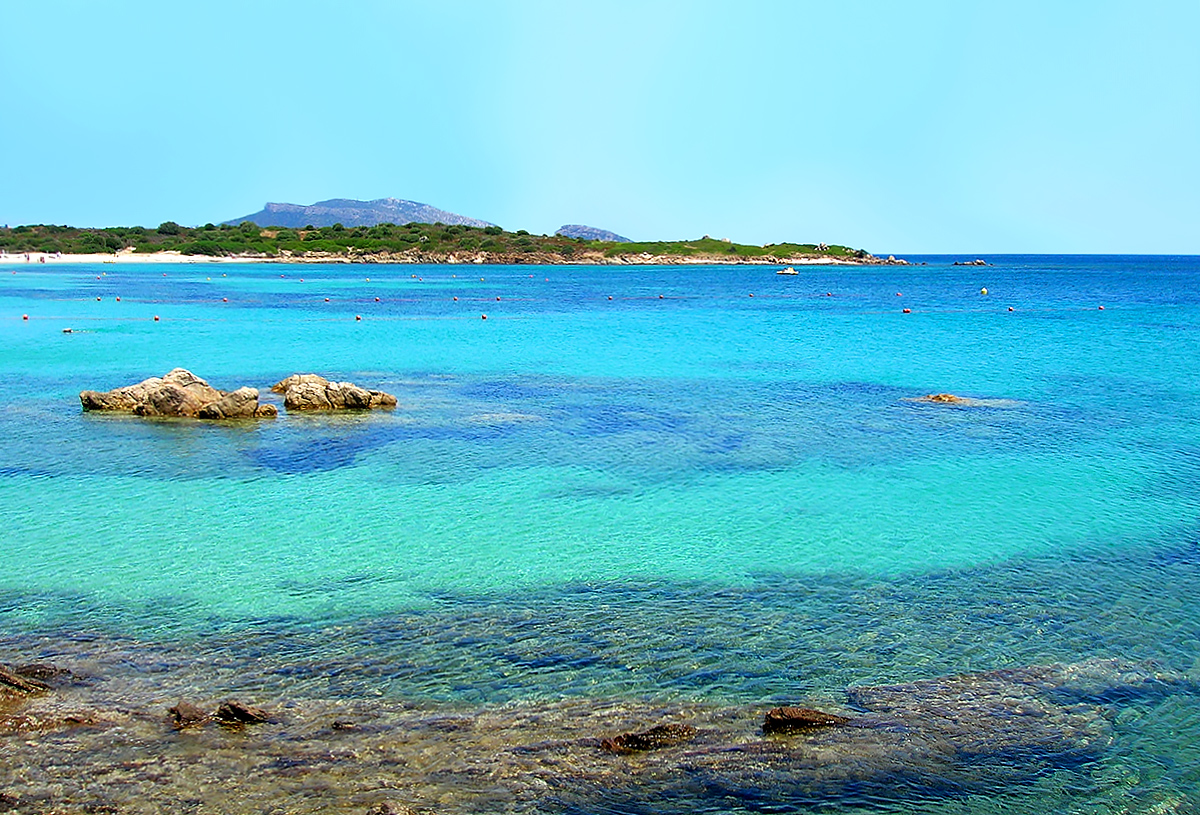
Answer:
1, 255, 1199, 814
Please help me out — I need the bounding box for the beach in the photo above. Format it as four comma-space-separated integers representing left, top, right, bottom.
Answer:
2, 255, 1199, 814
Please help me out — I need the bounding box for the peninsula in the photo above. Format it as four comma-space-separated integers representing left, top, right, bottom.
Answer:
0, 222, 891, 266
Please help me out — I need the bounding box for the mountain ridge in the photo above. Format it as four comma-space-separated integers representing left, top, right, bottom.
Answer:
224, 198, 495, 229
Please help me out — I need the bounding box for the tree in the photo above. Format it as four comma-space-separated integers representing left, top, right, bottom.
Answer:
157, 221, 182, 235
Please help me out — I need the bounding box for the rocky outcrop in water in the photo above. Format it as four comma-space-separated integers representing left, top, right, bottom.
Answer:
80, 369, 278, 419
601, 723, 697, 752
271, 374, 397, 411
761, 706, 850, 734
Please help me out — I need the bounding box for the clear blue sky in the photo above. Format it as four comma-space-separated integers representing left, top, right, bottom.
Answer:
2, 1, 1197, 254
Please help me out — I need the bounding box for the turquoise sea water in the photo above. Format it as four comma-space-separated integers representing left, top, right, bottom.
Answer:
1, 255, 1199, 813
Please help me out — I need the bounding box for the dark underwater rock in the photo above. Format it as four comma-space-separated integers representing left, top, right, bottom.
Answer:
762, 706, 851, 734
168, 701, 210, 729
602, 723, 698, 752
0, 665, 49, 696
214, 700, 270, 725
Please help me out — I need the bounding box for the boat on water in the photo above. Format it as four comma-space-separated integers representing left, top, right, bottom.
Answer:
776, 266, 798, 275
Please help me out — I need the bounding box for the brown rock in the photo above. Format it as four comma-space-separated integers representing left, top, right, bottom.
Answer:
763, 706, 852, 734
283, 380, 334, 411
601, 723, 697, 753
81, 369, 272, 420
271, 373, 330, 394
365, 803, 418, 815
0, 665, 49, 695
197, 386, 263, 419
273, 373, 397, 412
214, 700, 270, 725
168, 701, 211, 729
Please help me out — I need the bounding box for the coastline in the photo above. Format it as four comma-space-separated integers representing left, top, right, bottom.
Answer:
0, 249, 901, 266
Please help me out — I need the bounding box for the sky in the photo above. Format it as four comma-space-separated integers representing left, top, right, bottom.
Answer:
1, 0, 1197, 254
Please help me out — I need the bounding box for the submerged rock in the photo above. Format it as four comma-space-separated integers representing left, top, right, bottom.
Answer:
80, 368, 276, 419
168, 701, 211, 729
762, 706, 851, 734
602, 723, 698, 753
0, 665, 49, 697
271, 373, 397, 411
214, 700, 271, 725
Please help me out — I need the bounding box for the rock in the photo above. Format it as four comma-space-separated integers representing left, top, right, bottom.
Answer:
365, 803, 419, 815
282, 380, 333, 411
601, 723, 698, 753
197, 386, 261, 419
214, 700, 270, 725
762, 706, 851, 734
920, 393, 971, 404
168, 701, 211, 729
0, 665, 49, 696
81, 369, 275, 420
270, 373, 330, 394
272, 373, 397, 412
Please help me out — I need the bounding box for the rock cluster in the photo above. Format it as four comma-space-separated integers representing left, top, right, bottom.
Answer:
271, 373, 397, 411
80, 369, 399, 418
80, 369, 277, 419
169, 699, 270, 730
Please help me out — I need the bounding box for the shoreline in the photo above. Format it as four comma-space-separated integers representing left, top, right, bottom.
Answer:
0, 249, 901, 267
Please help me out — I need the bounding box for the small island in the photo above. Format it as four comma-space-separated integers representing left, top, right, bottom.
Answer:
0, 222, 895, 266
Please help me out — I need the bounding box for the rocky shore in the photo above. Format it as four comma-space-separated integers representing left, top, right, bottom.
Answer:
0, 656, 1186, 814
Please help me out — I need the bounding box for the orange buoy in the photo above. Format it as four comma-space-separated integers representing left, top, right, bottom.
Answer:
365, 277, 370, 282
1098, 305, 1105, 310
22, 314, 28, 320
324, 298, 330, 302
300, 278, 304, 282
608, 296, 613, 300
748, 293, 754, 297
153, 315, 160, 321
659, 294, 664, 299
96, 297, 101, 301
355, 315, 361, 321
115, 297, 121, 302
480, 277, 485, 282
453, 296, 458, 301
1008, 307, 1014, 312
222, 297, 228, 302
496, 296, 501, 301
374, 297, 380, 302
481, 314, 488, 320
896, 292, 902, 296
902, 308, 911, 314
826, 292, 832, 296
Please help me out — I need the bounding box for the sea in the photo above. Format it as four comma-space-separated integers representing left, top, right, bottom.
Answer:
0, 255, 1198, 814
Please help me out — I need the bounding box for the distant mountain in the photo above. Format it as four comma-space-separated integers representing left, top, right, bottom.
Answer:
556, 224, 632, 243
223, 198, 495, 229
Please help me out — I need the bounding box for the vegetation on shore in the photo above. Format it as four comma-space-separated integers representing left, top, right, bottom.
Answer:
0, 222, 871, 264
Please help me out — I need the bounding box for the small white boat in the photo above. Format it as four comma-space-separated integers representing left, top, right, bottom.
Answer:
776, 266, 798, 275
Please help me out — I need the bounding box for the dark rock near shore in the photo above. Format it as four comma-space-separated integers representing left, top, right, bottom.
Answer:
762, 706, 851, 734
601, 723, 698, 753
168, 701, 211, 729
80, 369, 276, 419
364, 803, 419, 815
0, 665, 49, 696
271, 373, 397, 411
214, 700, 270, 725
